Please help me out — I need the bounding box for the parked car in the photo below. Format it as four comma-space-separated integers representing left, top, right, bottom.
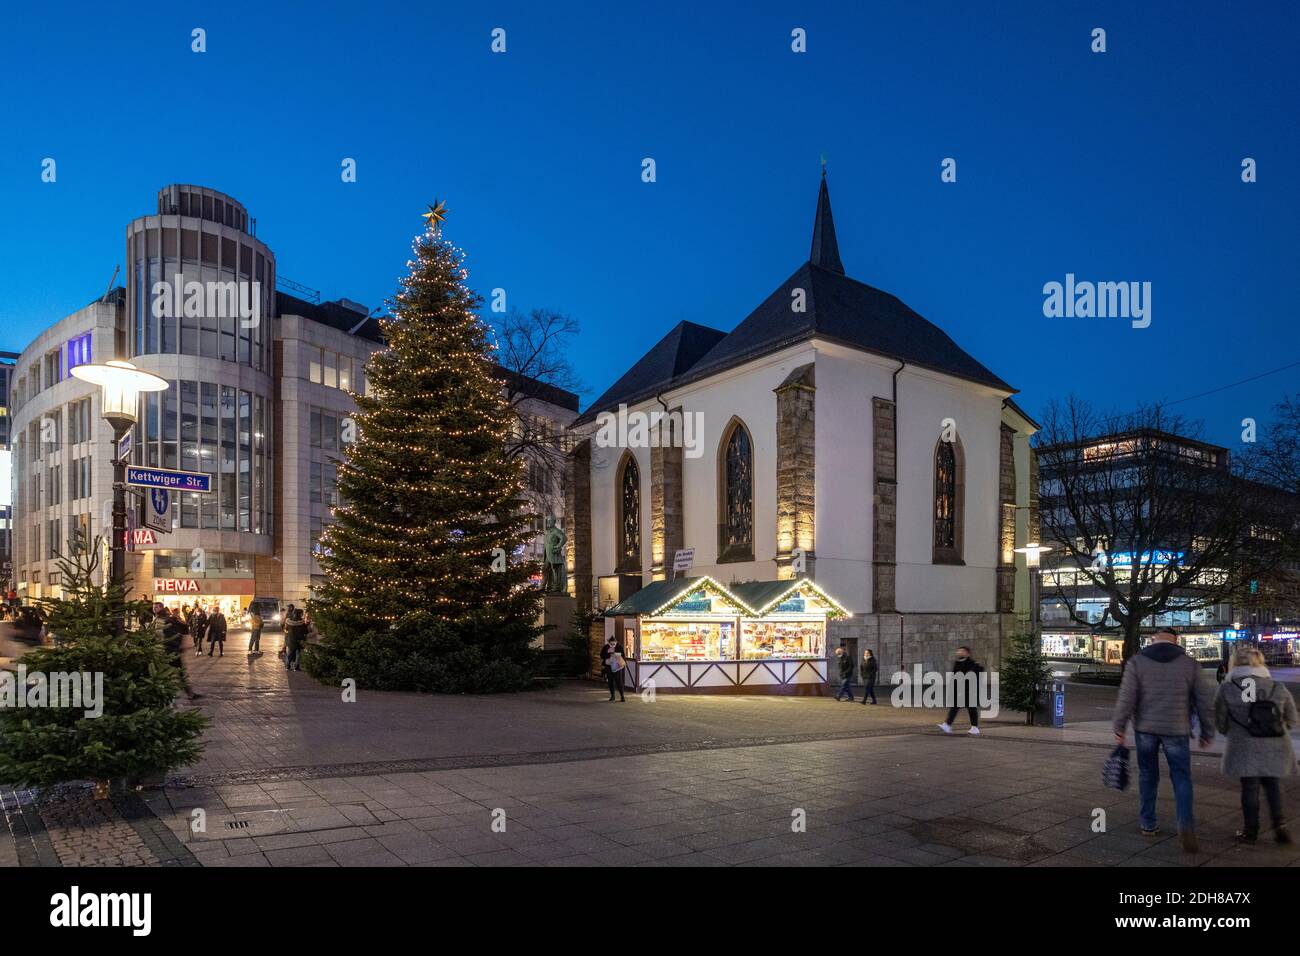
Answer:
243, 597, 283, 630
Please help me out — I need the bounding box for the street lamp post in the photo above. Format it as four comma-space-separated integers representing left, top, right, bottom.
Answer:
1014, 541, 1054, 650
1014, 541, 1054, 724
70, 361, 169, 625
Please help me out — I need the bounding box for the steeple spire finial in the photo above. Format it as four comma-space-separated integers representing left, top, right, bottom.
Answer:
809, 166, 844, 274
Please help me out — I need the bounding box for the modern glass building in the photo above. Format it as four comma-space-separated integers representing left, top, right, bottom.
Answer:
8, 185, 577, 618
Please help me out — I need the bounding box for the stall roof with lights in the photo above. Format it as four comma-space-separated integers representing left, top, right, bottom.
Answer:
608, 575, 846, 618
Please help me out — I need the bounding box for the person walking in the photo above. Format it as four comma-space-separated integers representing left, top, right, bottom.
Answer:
284, 607, 306, 671
1112, 626, 1215, 853
157, 605, 199, 700
607, 642, 627, 702
191, 604, 208, 655
1214, 644, 1296, 844
860, 648, 879, 705
206, 608, 227, 657
601, 637, 617, 700
247, 606, 264, 655
834, 644, 855, 701
281, 604, 296, 661
938, 646, 984, 735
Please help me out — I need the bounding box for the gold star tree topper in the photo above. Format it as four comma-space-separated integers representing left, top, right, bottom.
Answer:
422, 199, 448, 233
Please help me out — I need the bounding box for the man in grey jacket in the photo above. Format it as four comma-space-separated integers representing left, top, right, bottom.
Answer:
1112, 627, 1215, 853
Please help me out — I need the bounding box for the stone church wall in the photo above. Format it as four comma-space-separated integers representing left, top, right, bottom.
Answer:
829, 611, 1015, 679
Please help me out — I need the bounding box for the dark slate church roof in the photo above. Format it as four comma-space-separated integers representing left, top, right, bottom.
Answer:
573, 320, 727, 425
574, 174, 1013, 425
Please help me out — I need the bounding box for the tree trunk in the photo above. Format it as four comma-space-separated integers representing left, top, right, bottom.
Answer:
1122, 617, 1143, 662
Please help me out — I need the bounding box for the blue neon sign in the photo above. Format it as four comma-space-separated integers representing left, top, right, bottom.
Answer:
65, 332, 92, 372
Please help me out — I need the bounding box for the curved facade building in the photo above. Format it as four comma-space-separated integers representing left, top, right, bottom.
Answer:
122, 186, 276, 614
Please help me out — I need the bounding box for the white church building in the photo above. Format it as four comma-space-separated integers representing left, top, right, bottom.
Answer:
565, 175, 1038, 690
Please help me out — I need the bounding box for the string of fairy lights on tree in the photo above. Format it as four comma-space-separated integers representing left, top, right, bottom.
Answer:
309, 199, 540, 628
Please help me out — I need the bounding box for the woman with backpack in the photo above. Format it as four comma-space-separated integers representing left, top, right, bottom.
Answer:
1214, 645, 1297, 844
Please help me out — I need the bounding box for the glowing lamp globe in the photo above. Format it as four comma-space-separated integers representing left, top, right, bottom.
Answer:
1014, 542, 1053, 569
70, 360, 169, 438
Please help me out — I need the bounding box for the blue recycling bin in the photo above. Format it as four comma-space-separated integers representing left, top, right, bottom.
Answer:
1036, 679, 1066, 727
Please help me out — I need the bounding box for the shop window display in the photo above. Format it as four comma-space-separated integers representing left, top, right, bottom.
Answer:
740, 620, 824, 659
640, 620, 732, 661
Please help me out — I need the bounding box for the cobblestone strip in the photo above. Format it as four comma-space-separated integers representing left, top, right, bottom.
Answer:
34, 785, 164, 867
171, 723, 968, 787
1, 788, 61, 867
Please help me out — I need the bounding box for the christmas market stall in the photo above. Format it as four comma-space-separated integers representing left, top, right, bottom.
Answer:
604, 575, 847, 694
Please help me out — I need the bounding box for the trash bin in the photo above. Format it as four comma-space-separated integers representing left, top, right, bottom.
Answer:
1035, 679, 1066, 727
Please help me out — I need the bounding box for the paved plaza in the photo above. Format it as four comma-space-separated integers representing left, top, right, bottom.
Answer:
4, 626, 1300, 868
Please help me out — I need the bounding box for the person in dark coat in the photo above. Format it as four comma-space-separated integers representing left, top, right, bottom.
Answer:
206, 609, 227, 657
834, 644, 855, 701
601, 638, 618, 700
190, 604, 209, 655
860, 649, 879, 705
162, 608, 197, 697
938, 646, 984, 735
1214, 645, 1298, 843
607, 642, 627, 702
284, 608, 306, 671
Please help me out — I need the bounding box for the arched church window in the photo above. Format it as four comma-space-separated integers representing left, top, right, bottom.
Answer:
618, 455, 641, 571
719, 421, 754, 561
933, 438, 964, 563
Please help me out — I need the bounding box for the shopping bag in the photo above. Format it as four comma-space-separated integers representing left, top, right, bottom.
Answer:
1101, 744, 1130, 791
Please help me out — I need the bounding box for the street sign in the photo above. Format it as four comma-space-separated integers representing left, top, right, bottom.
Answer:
143, 486, 171, 534
672, 548, 695, 573
115, 430, 133, 463
126, 466, 211, 494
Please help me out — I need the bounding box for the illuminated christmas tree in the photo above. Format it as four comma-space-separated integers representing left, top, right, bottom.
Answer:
306, 202, 541, 692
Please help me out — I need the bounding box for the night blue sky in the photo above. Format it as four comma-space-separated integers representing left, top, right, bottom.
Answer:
3, 1, 1296, 447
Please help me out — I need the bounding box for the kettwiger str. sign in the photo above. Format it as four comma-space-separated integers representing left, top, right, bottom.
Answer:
125, 466, 211, 494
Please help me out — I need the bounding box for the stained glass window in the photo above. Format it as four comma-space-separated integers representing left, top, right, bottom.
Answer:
723, 424, 753, 555
620, 456, 640, 566
934, 440, 957, 552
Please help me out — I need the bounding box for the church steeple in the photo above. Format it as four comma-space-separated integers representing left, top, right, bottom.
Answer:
809, 167, 844, 275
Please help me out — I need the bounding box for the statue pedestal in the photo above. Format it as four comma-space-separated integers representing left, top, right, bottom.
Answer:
535, 592, 578, 650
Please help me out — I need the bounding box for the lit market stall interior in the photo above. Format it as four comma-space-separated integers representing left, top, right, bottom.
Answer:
603, 575, 848, 694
